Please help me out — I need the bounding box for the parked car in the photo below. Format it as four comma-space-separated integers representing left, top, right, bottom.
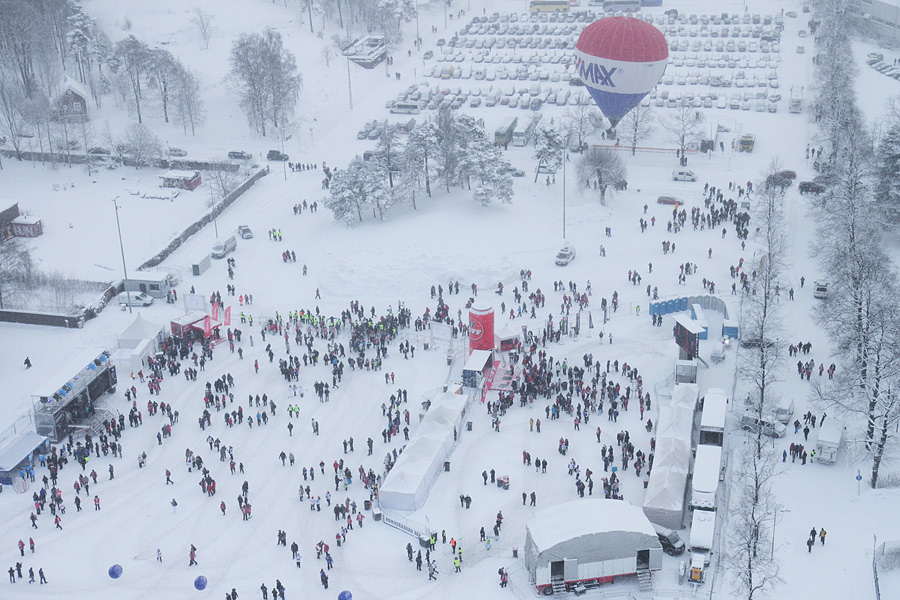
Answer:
424, 50, 434, 59
237, 225, 253, 239
228, 150, 251, 160
740, 413, 787, 437
88, 146, 111, 155
657, 195, 682, 205
654, 525, 686, 556
267, 150, 289, 161
117, 291, 154, 307
167, 147, 187, 157
673, 169, 697, 182
555, 243, 576, 266
798, 181, 825, 194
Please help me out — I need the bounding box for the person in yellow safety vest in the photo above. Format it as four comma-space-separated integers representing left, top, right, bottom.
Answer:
454, 557, 461, 572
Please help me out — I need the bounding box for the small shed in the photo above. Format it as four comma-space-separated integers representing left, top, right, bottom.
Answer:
11, 214, 43, 238
55, 76, 90, 121
462, 349, 493, 389
159, 170, 202, 191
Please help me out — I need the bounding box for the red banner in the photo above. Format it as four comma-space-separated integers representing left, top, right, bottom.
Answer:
481, 360, 501, 404
224, 306, 231, 326
211, 302, 219, 321
203, 316, 211, 338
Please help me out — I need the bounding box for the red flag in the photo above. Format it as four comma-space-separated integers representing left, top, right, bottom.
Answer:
211, 302, 219, 321
203, 316, 211, 338
224, 306, 231, 326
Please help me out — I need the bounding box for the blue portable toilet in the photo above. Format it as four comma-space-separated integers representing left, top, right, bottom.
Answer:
666, 299, 675, 314
649, 302, 658, 316
722, 320, 739, 339
678, 297, 689, 311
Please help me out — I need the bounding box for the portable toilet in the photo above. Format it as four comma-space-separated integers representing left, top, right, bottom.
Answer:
722, 320, 739, 340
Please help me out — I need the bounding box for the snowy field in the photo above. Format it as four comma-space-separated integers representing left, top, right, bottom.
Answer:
1, 0, 899, 599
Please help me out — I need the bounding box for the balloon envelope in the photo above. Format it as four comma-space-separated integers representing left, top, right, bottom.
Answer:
575, 17, 668, 127
338, 592, 353, 600
194, 576, 208, 591
108, 564, 123, 579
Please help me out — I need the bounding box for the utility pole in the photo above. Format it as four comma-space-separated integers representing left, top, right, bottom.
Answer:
111, 196, 132, 314
347, 58, 354, 110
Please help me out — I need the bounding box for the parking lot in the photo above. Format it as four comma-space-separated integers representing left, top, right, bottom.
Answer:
360, 6, 812, 147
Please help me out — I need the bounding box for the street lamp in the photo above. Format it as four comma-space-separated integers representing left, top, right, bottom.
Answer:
771, 506, 790, 558
111, 196, 132, 314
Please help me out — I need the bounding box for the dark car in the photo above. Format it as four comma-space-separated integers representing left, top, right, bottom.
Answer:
267, 150, 289, 161
88, 147, 111, 155
799, 181, 825, 194
654, 525, 686, 556
775, 170, 797, 179
740, 336, 776, 349
228, 150, 251, 160
657, 195, 682, 205
765, 174, 793, 189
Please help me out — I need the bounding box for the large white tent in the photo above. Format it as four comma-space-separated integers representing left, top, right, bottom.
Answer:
642, 468, 690, 530
378, 392, 468, 511
110, 315, 165, 377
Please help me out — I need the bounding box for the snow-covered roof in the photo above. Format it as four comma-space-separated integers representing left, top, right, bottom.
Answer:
119, 314, 163, 344
463, 349, 492, 371
31, 347, 108, 399
526, 499, 657, 552
700, 388, 728, 431
160, 170, 200, 180
11, 214, 41, 225
671, 383, 699, 410
643, 469, 688, 511
0, 431, 47, 472
58, 75, 89, 101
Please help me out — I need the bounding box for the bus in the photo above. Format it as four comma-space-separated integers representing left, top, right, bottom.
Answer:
529, 0, 570, 12
512, 114, 542, 147
494, 116, 519, 147
390, 102, 420, 115
603, 0, 641, 12
640, 0, 662, 6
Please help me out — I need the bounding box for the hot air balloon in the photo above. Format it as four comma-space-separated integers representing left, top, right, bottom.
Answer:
575, 16, 668, 128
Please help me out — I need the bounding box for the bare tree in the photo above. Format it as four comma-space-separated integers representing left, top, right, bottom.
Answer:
191, 8, 214, 50
147, 48, 178, 123
662, 105, 704, 157
619, 102, 655, 156
0, 74, 28, 159
564, 100, 602, 150
739, 159, 787, 458
0, 238, 33, 309
228, 29, 302, 137
205, 157, 242, 200
171, 65, 205, 136
576, 146, 626, 206
120, 123, 162, 168
726, 446, 782, 600
114, 35, 150, 123
321, 44, 336, 68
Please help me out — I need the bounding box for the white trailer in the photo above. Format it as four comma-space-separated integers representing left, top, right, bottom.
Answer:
688, 508, 716, 583
699, 388, 728, 447
815, 421, 844, 464
690, 445, 723, 511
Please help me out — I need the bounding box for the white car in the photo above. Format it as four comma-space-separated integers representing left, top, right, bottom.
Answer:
117, 292, 154, 307
555, 243, 576, 266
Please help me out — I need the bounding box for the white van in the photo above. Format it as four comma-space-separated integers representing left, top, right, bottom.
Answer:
211, 235, 237, 259
673, 169, 697, 181
117, 291, 154, 307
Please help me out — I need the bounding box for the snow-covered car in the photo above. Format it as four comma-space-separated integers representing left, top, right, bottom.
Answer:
237, 225, 253, 239
555, 243, 576, 266
228, 150, 251, 160
796, 46, 805, 54
167, 147, 187, 157
423, 50, 434, 59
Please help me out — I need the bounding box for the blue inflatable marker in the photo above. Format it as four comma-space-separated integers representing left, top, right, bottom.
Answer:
338, 591, 353, 600
194, 576, 208, 591
108, 564, 123, 579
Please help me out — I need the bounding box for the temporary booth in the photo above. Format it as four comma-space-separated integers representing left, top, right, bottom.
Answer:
0, 432, 48, 485
642, 469, 689, 530
462, 349, 493, 389
699, 388, 728, 447
525, 500, 663, 595
111, 315, 164, 376
378, 392, 467, 511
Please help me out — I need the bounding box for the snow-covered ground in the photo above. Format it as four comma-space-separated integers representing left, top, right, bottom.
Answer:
2, 0, 899, 599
